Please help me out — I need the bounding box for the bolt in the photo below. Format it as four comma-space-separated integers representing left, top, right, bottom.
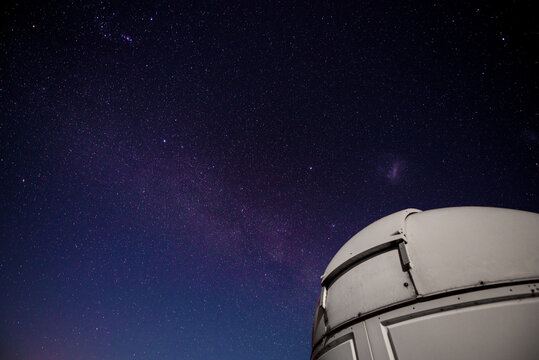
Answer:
403, 282, 409, 287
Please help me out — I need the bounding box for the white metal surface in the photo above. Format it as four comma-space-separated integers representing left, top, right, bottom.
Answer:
405, 207, 539, 296
312, 322, 373, 360
318, 340, 357, 360
363, 283, 539, 360
321, 208, 420, 284
325, 250, 416, 329
312, 207, 539, 360
313, 283, 539, 360
312, 296, 326, 346
386, 297, 539, 360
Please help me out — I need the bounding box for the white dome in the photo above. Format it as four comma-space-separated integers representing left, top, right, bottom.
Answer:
313, 207, 539, 348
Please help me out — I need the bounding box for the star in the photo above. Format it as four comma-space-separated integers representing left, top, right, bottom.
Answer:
1, 2, 535, 359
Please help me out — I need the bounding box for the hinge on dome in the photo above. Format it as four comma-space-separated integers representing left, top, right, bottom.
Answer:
398, 241, 411, 271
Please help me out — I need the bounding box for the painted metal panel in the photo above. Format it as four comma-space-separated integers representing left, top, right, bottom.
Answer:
312, 322, 373, 360
406, 207, 539, 295
321, 209, 420, 283
313, 207, 539, 359
362, 283, 538, 360
326, 250, 416, 328
312, 304, 326, 346
386, 297, 539, 360
355, 323, 374, 360
318, 339, 357, 360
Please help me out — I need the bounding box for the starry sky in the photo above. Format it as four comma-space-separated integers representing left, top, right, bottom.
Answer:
0, 1, 537, 359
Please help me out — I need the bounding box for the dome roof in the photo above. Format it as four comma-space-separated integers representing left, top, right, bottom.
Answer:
313, 206, 539, 350
321, 208, 421, 285
319, 207, 539, 324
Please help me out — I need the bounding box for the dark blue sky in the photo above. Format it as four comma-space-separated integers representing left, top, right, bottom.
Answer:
1, 1, 537, 359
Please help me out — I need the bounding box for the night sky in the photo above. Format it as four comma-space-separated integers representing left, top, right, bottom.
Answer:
1, 1, 537, 359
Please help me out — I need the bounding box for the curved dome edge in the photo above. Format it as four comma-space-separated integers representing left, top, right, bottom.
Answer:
320, 208, 422, 283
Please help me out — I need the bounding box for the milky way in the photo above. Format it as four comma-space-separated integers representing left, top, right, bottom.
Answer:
1, 1, 537, 359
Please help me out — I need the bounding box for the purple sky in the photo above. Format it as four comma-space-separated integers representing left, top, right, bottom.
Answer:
1, 1, 537, 359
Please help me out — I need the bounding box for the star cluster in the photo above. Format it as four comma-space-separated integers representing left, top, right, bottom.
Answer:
1, 1, 537, 359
